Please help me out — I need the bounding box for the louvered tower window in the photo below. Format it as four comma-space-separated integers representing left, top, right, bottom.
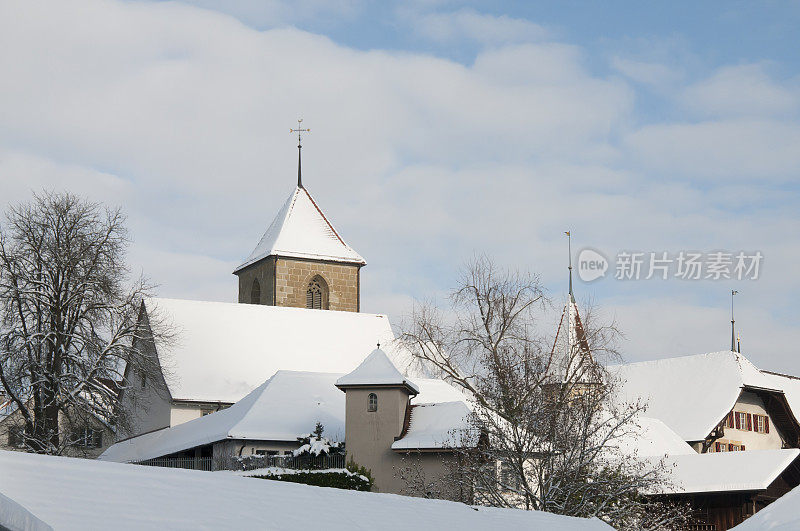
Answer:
306, 276, 328, 310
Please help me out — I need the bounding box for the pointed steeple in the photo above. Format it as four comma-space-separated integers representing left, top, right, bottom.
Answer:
234, 186, 365, 273
551, 231, 596, 383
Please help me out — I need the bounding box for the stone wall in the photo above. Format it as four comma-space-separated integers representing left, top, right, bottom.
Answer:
236, 257, 276, 305
236, 256, 360, 312
275, 257, 360, 312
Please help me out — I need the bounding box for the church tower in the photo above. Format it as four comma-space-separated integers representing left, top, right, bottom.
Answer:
233, 124, 365, 312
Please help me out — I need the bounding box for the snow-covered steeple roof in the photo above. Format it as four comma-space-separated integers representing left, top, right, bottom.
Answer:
551, 293, 598, 383
234, 186, 365, 273
336, 348, 419, 394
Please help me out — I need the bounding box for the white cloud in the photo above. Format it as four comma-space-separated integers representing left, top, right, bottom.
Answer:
624, 120, 800, 181
610, 57, 683, 87
682, 63, 799, 118
409, 9, 549, 45
0, 0, 798, 373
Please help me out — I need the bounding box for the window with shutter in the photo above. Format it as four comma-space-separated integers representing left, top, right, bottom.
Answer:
765, 417, 770, 433
305, 276, 328, 310
747, 414, 753, 431
715, 442, 721, 452
735, 412, 741, 430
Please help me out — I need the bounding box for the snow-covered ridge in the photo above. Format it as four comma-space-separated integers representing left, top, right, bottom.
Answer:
0, 450, 613, 530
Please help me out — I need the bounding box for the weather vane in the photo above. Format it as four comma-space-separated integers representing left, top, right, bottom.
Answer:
290, 119, 311, 188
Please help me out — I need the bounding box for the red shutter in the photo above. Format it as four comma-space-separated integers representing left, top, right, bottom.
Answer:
728, 412, 734, 428
735, 413, 741, 429
715, 442, 721, 452
747, 414, 753, 431
741, 445, 746, 451
765, 416, 770, 433
728, 443, 735, 451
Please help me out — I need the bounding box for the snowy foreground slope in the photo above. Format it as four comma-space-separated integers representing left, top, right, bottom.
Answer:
732, 482, 800, 530
0, 451, 612, 531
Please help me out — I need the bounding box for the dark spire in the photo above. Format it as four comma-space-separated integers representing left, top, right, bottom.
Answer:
565, 230, 574, 300
290, 119, 311, 189
731, 289, 738, 352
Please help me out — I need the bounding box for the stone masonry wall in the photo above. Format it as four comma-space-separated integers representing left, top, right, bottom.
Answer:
274, 257, 360, 312
237, 257, 276, 305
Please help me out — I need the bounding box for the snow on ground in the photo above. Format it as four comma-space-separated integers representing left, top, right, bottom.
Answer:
0, 451, 612, 530
732, 482, 800, 530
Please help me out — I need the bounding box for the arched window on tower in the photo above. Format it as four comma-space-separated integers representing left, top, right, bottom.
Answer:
306, 276, 329, 310
368, 393, 378, 412
251, 279, 261, 305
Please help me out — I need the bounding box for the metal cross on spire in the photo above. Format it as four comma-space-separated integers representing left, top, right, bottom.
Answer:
731, 289, 739, 352
290, 119, 311, 188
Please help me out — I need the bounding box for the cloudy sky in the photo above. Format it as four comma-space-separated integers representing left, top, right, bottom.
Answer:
1, 1, 799, 372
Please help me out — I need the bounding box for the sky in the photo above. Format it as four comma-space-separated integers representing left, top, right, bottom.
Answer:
0, 0, 799, 372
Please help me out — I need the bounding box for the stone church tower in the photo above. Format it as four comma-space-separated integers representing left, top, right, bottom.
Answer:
233, 183, 365, 312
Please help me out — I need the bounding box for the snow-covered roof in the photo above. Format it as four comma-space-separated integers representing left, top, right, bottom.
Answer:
0, 451, 614, 530
102, 372, 466, 463
234, 186, 364, 272
146, 298, 399, 403
551, 294, 597, 383
612, 416, 696, 458
733, 481, 800, 530
762, 371, 800, 425
413, 378, 472, 406
101, 371, 344, 463
611, 351, 781, 442
335, 348, 420, 394
649, 449, 800, 495
392, 401, 474, 451
0, 491, 52, 531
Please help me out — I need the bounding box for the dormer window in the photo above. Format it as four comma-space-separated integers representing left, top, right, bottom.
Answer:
368, 393, 377, 412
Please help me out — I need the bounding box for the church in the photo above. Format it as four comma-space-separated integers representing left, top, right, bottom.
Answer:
40, 139, 800, 528
102, 148, 475, 495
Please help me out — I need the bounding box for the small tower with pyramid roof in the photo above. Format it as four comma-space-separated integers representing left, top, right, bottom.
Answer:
336, 347, 419, 492
233, 127, 365, 311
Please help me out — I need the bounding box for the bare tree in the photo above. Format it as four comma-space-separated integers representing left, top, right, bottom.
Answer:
0, 192, 169, 455
401, 256, 687, 530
